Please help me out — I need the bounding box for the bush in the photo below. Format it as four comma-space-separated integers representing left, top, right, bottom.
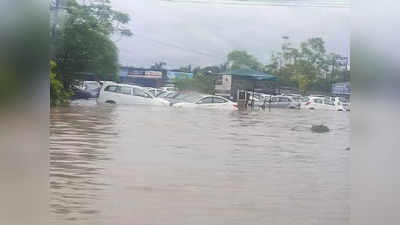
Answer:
50, 61, 71, 106
174, 73, 215, 94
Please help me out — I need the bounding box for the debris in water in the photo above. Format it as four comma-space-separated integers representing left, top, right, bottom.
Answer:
311, 124, 330, 133
345, 147, 351, 151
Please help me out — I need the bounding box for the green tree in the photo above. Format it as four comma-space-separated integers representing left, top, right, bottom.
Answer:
52, 0, 132, 90
50, 61, 71, 106
227, 50, 263, 71
150, 61, 167, 70
178, 64, 192, 73
174, 73, 215, 94
265, 36, 348, 94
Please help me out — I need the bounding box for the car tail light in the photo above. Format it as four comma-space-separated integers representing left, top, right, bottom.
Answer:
305, 101, 311, 105
233, 104, 238, 108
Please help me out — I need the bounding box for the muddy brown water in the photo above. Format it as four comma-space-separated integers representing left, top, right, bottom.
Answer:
50, 100, 350, 225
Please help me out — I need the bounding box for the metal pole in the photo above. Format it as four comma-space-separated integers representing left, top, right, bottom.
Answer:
251, 85, 255, 110
268, 96, 271, 112
51, 0, 60, 43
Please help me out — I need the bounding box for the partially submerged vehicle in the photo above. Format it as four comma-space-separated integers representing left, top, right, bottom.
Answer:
172, 94, 238, 110
97, 82, 169, 106
72, 81, 101, 99
264, 96, 301, 109
304, 96, 347, 111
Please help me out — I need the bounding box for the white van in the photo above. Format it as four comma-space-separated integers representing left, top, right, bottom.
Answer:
97, 82, 169, 106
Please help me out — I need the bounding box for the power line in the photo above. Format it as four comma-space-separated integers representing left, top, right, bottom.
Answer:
131, 33, 226, 60
161, 0, 350, 8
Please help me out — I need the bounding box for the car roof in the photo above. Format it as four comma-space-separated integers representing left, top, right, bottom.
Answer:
103, 82, 144, 89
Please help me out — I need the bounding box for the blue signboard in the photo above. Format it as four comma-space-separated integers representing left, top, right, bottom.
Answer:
167, 71, 193, 80
332, 82, 351, 95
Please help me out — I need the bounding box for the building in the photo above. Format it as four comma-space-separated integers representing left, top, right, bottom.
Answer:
215, 68, 278, 100
119, 66, 194, 88
119, 66, 166, 88
332, 81, 351, 97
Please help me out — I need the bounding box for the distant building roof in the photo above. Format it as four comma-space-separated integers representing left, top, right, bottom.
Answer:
219, 68, 278, 81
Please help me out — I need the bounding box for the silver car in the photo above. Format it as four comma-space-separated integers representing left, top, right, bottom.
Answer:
265, 96, 301, 109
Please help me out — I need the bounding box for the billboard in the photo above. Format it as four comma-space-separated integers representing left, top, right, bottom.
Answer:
332, 82, 351, 95
127, 69, 162, 79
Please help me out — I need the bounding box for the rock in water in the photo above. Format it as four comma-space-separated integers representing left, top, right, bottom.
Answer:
311, 124, 330, 133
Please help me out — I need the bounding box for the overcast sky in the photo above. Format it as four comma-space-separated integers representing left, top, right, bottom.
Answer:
110, 0, 350, 69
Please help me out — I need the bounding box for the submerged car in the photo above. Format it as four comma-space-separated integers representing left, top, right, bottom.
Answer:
97, 82, 169, 106
172, 95, 238, 110
304, 96, 346, 111
264, 96, 301, 109
330, 96, 351, 111
71, 81, 101, 99
144, 88, 161, 96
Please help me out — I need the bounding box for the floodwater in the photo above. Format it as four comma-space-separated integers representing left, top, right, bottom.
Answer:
50, 100, 350, 225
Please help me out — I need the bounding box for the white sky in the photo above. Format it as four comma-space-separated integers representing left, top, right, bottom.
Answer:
110, 0, 350, 69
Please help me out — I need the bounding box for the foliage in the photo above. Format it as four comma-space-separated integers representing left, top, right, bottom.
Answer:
50, 61, 71, 106
178, 64, 192, 73
150, 61, 167, 70
52, 0, 131, 89
227, 50, 263, 72
174, 73, 215, 94
265, 37, 349, 94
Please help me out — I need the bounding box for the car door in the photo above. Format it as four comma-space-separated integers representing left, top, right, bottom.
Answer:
115, 86, 134, 104
312, 98, 324, 109
132, 87, 154, 105
212, 97, 230, 108
100, 85, 120, 103
279, 97, 291, 108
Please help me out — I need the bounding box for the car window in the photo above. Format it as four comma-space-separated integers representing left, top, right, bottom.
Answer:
197, 97, 213, 104
324, 99, 335, 105
313, 98, 323, 104
166, 92, 177, 98
133, 87, 152, 98
157, 92, 169, 98
104, 85, 119, 92
271, 97, 279, 102
213, 97, 227, 103
117, 86, 132, 95
279, 97, 291, 102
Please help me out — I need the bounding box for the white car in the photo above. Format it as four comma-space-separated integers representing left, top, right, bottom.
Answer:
161, 86, 176, 92
329, 96, 351, 111
304, 96, 346, 111
97, 82, 169, 106
172, 95, 238, 110
146, 88, 164, 97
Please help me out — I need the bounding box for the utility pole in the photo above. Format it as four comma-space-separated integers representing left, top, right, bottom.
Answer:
330, 56, 336, 95
51, 0, 60, 42
343, 57, 349, 82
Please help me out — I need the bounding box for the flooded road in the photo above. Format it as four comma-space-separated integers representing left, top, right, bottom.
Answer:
50, 100, 350, 225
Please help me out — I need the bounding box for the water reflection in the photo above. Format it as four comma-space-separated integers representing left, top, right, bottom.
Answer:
50, 101, 350, 225
50, 105, 117, 223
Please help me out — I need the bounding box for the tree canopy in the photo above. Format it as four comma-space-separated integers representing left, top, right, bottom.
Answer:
265, 37, 349, 94
227, 50, 263, 72
52, 0, 132, 89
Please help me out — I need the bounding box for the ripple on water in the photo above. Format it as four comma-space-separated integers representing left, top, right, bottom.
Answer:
50, 100, 350, 225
